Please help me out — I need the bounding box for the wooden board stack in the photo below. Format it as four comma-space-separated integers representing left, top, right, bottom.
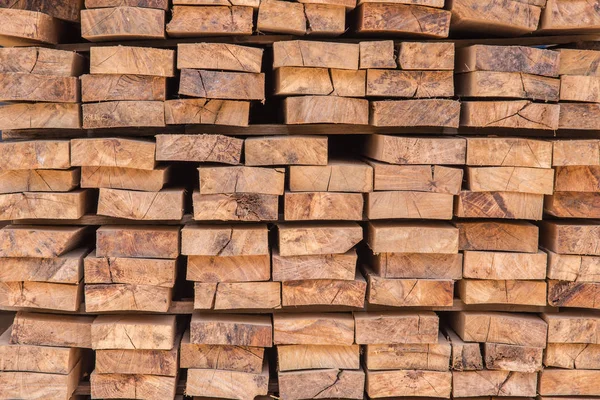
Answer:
167, 0, 255, 36
539, 0, 600, 34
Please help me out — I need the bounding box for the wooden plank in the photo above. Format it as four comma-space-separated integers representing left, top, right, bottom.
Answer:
450, 311, 548, 348
85, 283, 172, 312
0, 190, 90, 221
359, 41, 396, 69
463, 250, 547, 280
257, 0, 305, 35
278, 344, 359, 371
289, 160, 373, 192
0, 168, 79, 194
97, 188, 184, 220
182, 224, 268, 256
545, 192, 600, 218
155, 134, 242, 164
84, 252, 176, 287
11, 312, 94, 348
245, 135, 327, 166
164, 99, 250, 126
461, 101, 560, 130
365, 332, 450, 371
456, 220, 539, 252
167, 5, 253, 36
367, 274, 454, 307
466, 137, 552, 168
370, 99, 461, 128
444, 327, 483, 371
274, 67, 366, 97
0, 47, 83, 77
86, 0, 169, 8
82, 101, 165, 129
81, 74, 166, 102
0, 103, 80, 130
366, 191, 454, 220
555, 166, 600, 191
273, 40, 359, 70
452, 370, 537, 397
546, 250, 600, 282
178, 43, 262, 72
90, 371, 176, 400
284, 192, 364, 221
358, 0, 444, 6
187, 254, 269, 282
281, 273, 366, 307
560, 75, 600, 103
370, 162, 462, 194
186, 362, 269, 400
81, 165, 169, 192
449, 0, 541, 35
91, 314, 176, 350
189, 313, 272, 347
398, 42, 454, 70
305, 4, 347, 36
211, 281, 281, 310
544, 342, 600, 369
559, 48, 600, 76
274, 313, 354, 345
367, 221, 459, 254
559, 102, 600, 130
300, 0, 356, 10
0, 281, 81, 312
366, 70, 454, 98
199, 166, 284, 195
3, 0, 82, 22
548, 280, 600, 309
0, 73, 79, 103
540, 220, 600, 255
357, 3, 451, 38
456, 71, 559, 101
364, 135, 466, 165
272, 249, 357, 281
96, 225, 180, 259
0, 248, 87, 284
543, 311, 600, 344
81, 6, 164, 41
90, 46, 175, 77
278, 222, 362, 256
179, 69, 264, 100
539, 0, 600, 34
192, 192, 278, 221
284, 96, 369, 125
71, 138, 155, 170
455, 191, 544, 220
366, 369, 452, 398
371, 252, 462, 279
0, 9, 62, 46
0, 140, 70, 170
279, 368, 364, 400
354, 311, 439, 344
0, 225, 88, 258
458, 279, 547, 306
466, 166, 554, 194
539, 369, 600, 396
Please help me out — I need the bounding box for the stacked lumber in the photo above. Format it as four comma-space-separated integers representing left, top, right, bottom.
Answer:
539, 0, 600, 34
457, 45, 561, 131
167, 0, 255, 36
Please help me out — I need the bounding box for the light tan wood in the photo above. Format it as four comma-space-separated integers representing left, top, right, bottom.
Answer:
98, 188, 184, 220
364, 135, 466, 165
0, 103, 80, 130
0, 225, 88, 258
81, 165, 168, 192
199, 166, 284, 195
173, 0, 259, 6
458, 279, 547, 306
539, 0, 600, 34
366, 191, 454, 220
461, 101, 560, 130
455, 191, 544, 220
11, 312, 94, 348
272, 249, 357, 281
179, 69, 264, 100
273, 40, 359, 70
358, 0, 444, 6
371, 252, 462, 279
359, 41, 396, 69
444, 327, 483, 371
82, 101, 165, 129
357, 3, 451, 38
81, 6, 164, 42
306, 4, 347, 35
178, 43, 262, 72
81, 74, 166, 102
545, 192, 600, 218
278, 222, 362, 256
193, 192, 278, 221
366, 369, 452, 398
281, 273, 366, 308
451, 311, 548, 348
456, 71, 560, 101
548, 280, 600, 309
0, 47, 83, 77
285, 192, 364, 221
365, 332, 450, 371
71, 138, 155, 170
544, 342, 600, 369
257, 0, 305, 35
182, 224, 268, 256
91, 314, 176, 350
466, 166, 554, 194
354, 311, 439, 344
456, 220, 539, 253
555, 166, 600, 192
155, 134, 242, 164
274, 67, 366, 97
86, 0, 168, 8
279, 368, 365, 400
186, 362, 269, 400
85, 283, 172, 312
193, 282, 216, 309
0, 9, 62, 46
367, 70, 454, 98
0, 73, 78, 103
0, 190, 90, 221
289, 160, 373, 193
284, 96, 369, 125
467, 137, 552, 167
164, 99, 250, 126
452, 370, 537, 397
370, 99, 461, 127
84, 252, 175, 287
190, 313, 272, 347
539, 369, 600, 396
212, 281, 281, 310
0, 248, 86, 284
540, 220, 600, 256
398, 42, 454, 70
187, 254, 269, 282
0, 140, 70, 171
299, 0, 356, 9
546, 250, 600, 282
274, 313, 354, 345
543, 311, 600, 344
367, 221, 459, 254
0, 280, 81, 311
559, 102, 600, 130
4, 0, 83, 22
367, 274, 454, 307
449, 0, 541, 35
90, 46, 175, 77
0, 169, 79, 194
278, 344, 359, 371
561, 75, 600, 103
463, 250, 547, 280
245, 135, 327, 166
559, 48, 600, 76
369, 162, 462, 194
167, 5, 253, 36
96, 225, 180, 259
485, 342, 543, 372
90, 371, 176, 400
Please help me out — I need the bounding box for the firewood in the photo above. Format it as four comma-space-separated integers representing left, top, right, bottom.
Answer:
96, 225, 180, 259
456, 71, 560, 101
179, 69, 264, 100
357, 3, 451, 38
281, 273, 366, 307
278, 344, 360, 371
279, 369, 365, 400
0, 9, 62, 46
193, 192, 278, 221
165, 99, 250, 126
257, 0, 306, 34
0, 140, 70, 170
367, 221, 459, 254
369, 162, 462, 194
366, 369, 452, 398
189, 313, 272, 347
466, 137, 552, 168
555, 166, 600, 191
199, 166, 283, 195
187, 254, 269, 282
273, 40, 359, 69
177, 43, 263, 72
97, 188, 184, 220
366, 70, 454, 98
461, 101, 560, 130
85, 252, 176, 287
90, 46, 175, 77
370, 99, 461, 127
544, 342, 600, 369
463, 250, 547, 279
284, 96, 369, 124
274, 313, 354, 345
449, 0, 541, 35
560, 75, 600, 103
466, 166, 554, 194
364, 135, 466, 165
285, 192, 364, 221
11, 312, 94, 348
245, 135, 328, 166
272, 249, 357, 281
367, 274, 454, 307
539, 369, 600, 396
82, 101, 165, 129
167, 5, 254, 36
0, 47, 83, 77
456, 220, 539, 253
559, 103, 600, 130
0, 73, 79, 103
85, 283, 171, 312
182, 224, 268, 256
455, 191, 544, 220
546, 250, 600, 282
81, 6, 165, 41
0, 225, 88, 258
545, 192, 600, 218
456, 45, 559, 77
81, 166, 169, 192
371, 252, 463, 279
81, 74, 166, 102
0, 280, 81, 311
484, 342, 544, 373
539, 0, 600, 34
71, 138, 156, 170
86, 0, 168, 8
359, 41, 396, 69
0, 169, 78, 194
0, 103, 80, 130
543, 312, 600, 344
452, 370, 537, 397
186, 362, 269, 400
90, 372, 176, 400
398, 42, 455, 70
277, 222, 362, 256
548, 280, 600, 309
210, 281, 281, 310
0, 248, 86, 284
365, 332, 450, 371
540, 220, 600, 255
559, 48, 600, 76
155, 134, 242, 164
444, 327, 483, 371
450, 311, 547, 348
274, 67, 366, 97
354, 311, 439, 344
457, 279, 547, 306
0, 190, 90, 221
366, 191, 454, 220
289, 160, 373, 192
91, 314, 176, 350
